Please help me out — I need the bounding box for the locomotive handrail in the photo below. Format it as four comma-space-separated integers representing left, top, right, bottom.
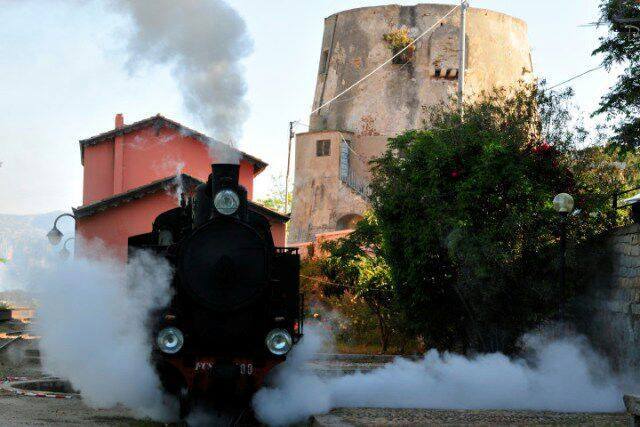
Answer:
275, 247, 299, 255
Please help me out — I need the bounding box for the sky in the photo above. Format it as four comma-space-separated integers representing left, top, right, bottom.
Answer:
0, 0, 618, 215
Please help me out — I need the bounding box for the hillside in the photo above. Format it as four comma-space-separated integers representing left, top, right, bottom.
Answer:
0, 211, 75, 292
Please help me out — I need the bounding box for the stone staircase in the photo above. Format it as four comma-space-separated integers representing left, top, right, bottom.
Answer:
339, 139, 371, 201
340, 171, 371, 202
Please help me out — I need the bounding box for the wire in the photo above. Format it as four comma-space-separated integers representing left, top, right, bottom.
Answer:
337, 131, 368, 164
310, 4, 461, 115
546, 65, 605, 91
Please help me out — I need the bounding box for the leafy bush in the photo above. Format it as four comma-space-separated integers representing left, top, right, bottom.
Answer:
365, 83, 630, 353
320, 214, 412, 353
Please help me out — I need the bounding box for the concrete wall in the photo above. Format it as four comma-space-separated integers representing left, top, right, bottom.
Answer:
82, 116, 257, 205
78, 115, 282, 258
289, 130, 370, 243
290, 3, 532, 243
77, 191, 179, 261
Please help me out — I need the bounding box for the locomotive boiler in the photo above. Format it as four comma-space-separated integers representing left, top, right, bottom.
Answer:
128, 163, 302, 416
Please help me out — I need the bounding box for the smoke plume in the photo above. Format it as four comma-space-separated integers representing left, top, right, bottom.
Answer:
170, 161, 185, 203
253, 325, 634, 426
13, 241, 177, 420
114, 0, 253, 145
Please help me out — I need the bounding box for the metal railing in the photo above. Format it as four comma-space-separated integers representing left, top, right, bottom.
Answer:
612, 186, 640, 222
340, 169, 371, 201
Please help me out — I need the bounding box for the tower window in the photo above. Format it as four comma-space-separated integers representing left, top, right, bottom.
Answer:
433, 67, 459, 80
316, 140, 331, 157
319, 49, 329, 74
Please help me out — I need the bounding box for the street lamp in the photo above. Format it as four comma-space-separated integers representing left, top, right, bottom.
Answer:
46, 227, 63, 246
59, 237, 75, 260
553, 193, 574, 214
47, 213, 76, 246
553, 193, 574, 320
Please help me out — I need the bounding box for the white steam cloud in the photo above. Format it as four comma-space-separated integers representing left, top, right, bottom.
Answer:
170, 161, 185, 203
11, 242, 177, 420
114, 0, 253, 145
206, 136, 243, 164
253, 325, 634, 426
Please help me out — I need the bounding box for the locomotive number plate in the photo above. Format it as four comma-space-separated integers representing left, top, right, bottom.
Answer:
194, 361, 254, 375
239, 363, 254, 375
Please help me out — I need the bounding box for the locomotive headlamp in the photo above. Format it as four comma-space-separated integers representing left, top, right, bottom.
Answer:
265, 329, 293, 356
157, 327, 184, 354
214, 189, 240, 215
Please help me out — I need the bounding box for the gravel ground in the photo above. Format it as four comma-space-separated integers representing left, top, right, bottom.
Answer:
312, 408, 628, 426
0, 350, 631, 426
0, 390, 164, 426
0, 386, 630, 426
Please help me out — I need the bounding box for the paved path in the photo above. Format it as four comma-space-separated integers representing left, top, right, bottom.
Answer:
0, 389, 156, 426
0, 356, 630, 426
312, 408, 628, 426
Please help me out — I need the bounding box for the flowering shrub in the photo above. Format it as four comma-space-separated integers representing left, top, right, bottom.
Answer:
365, 83, 631, 353
383, 28, 416, 64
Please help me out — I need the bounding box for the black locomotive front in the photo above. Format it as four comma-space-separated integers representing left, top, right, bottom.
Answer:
128, 163, 302, 414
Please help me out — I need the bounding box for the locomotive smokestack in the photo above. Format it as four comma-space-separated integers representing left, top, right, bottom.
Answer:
193, 163, 245, 225
212, 163, 240, 189
208, 163, 247, 220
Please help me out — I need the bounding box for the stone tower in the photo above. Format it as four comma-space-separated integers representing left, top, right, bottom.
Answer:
289, 4, 532, 244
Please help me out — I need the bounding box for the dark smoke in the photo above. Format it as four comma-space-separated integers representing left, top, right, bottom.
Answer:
114, 0, 253, 144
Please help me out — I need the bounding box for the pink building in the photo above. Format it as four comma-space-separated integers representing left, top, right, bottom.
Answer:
74, 114, 288, 260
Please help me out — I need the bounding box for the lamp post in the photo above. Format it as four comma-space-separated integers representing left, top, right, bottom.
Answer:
553, 193, 574, 320
60, 237, 75, 260
47, 213, 76, 246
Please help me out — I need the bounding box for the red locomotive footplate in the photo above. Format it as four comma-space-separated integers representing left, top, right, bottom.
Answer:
167, 356, 282, 396
194, 359, 255, 375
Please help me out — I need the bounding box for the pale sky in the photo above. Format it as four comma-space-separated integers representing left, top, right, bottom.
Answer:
0, 0, 617, 214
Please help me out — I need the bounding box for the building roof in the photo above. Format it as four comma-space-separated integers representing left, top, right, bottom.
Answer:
78, 114, 268, 175
73, 174, 289, 223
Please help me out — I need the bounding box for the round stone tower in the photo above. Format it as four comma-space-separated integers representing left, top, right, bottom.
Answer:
310, 3, 532, 134
289, 4, 532, 244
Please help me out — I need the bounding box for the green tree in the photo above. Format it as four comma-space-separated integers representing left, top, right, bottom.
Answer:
256, 172, 292, 213
593, 0, 640, 150
368, 83, 624, 354
321, 214, 407, 353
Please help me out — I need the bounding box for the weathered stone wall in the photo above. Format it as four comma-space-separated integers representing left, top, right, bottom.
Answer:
582, 223, 640, 370
310, 4, 532, 134
289, 3, 532, 243
289, 130, 370, 243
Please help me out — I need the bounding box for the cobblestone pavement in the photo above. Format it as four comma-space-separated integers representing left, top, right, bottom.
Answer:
312, 408, 628, 426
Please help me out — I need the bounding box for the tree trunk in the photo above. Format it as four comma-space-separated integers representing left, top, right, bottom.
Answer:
371, 301, 389, 354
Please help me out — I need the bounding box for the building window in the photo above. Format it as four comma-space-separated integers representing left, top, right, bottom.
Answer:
319, 49, 329, 74
433, 67, 459, 80
316, 140, 331, 157
339, 140, 350, 180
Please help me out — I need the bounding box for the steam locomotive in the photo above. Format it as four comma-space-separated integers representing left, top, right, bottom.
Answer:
128, 163, 302, 416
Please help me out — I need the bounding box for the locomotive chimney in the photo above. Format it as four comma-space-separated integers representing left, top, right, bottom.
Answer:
208, 163, 247, 220
211, 163, 240, 191
193, 164, 246, 226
